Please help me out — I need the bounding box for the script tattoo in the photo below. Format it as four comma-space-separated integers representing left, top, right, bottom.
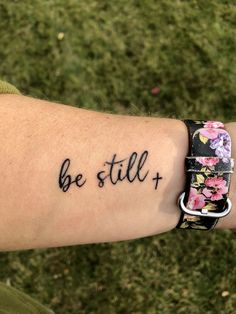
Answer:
58, 151, 163, 192
97, 151, 150, 187
59, 158, 86, 192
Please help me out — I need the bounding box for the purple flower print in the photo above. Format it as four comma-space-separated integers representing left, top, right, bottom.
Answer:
210, 132, 231, 163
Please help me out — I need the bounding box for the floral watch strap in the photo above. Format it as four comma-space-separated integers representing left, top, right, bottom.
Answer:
176, 120, 234, 230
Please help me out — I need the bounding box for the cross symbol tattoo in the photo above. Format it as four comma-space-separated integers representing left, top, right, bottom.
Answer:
152, 172, 163, 190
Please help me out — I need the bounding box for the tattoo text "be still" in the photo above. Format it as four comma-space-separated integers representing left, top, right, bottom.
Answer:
58, 151, 163, 192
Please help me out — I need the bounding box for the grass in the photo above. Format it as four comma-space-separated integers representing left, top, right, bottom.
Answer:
0, 0, 236, 313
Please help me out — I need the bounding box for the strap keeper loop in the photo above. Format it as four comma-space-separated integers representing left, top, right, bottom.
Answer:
185, 156, 234, 174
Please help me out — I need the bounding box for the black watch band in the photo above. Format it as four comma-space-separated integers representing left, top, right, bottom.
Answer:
176, 120, 234, 230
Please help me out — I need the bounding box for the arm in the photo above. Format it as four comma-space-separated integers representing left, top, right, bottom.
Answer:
0, 94, 235, 251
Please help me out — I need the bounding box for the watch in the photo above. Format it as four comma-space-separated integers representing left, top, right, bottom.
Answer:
176, 120, 234, 230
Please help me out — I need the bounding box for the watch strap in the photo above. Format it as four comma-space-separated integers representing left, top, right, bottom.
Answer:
176, 120, 234, 230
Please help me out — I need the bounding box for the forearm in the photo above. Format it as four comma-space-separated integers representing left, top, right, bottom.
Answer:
0, 94, 234, 251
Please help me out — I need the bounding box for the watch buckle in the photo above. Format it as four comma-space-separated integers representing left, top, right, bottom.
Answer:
178, 192, 232, 218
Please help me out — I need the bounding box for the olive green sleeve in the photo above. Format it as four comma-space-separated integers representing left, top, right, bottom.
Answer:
0, 80, 21, 95
0, 282, 54, 314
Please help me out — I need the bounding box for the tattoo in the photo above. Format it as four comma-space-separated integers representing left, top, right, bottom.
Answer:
152, 172, 163, 190
58, 150, 163, 192
97, 151, 149, 187
59, 158, 86, 192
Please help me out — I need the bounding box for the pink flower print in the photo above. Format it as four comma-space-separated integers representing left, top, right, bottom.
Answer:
196, 157, 220, 166
199, 128, 221, 139
204, 121, 225, 129
202, 176, 228, 201
186, 187, 206, 210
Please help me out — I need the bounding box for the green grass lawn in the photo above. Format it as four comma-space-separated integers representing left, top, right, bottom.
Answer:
0, 1, 236, 313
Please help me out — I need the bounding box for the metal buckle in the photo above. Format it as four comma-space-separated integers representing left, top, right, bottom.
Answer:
178, 192, 232, 218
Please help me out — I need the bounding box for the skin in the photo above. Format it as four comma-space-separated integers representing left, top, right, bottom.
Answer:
0, 94, 235, 251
